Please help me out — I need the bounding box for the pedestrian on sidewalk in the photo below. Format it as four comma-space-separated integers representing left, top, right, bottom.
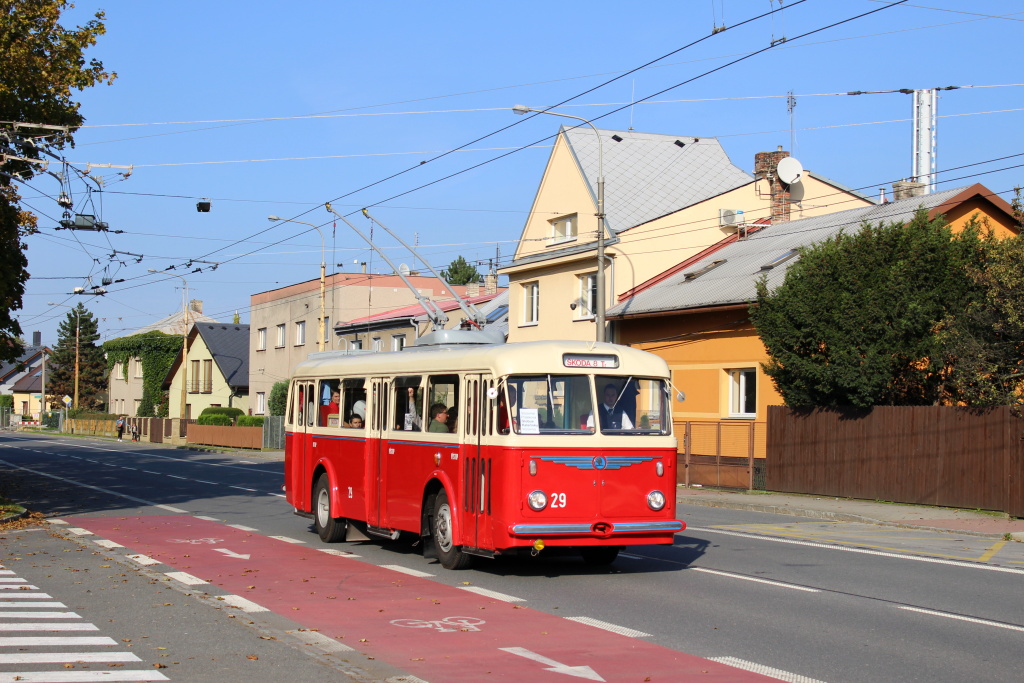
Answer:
130, 423, 139, 442
115, 415, 125, 441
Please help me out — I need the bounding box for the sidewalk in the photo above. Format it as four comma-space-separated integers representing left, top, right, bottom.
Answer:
677, 486, 1024, 540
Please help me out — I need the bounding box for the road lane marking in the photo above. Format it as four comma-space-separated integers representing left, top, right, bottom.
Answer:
0, 623, 98, 631
286, 629, 355, 652
0, 672, 169, 681
459, 586, 525, 602
978, 540, 1008, 562
213, 548, 250, 560
711, 657, 826, 683
65, 528, 93, 536
155, 504, 189, 513
565, 617, 650, 638
0, 579, 26, 583
0, 594, 52, 599
125, 554, 160, 566
380, 565, 434, 578
0, 652, 142, 664
228, 524, 258, 531
269, 536, 305, 544
0, 603, 65, 608
218, 595, 269, 613
499, 647, 604, 681
317, 548, 361, 557
0, 636, 118, 646
0, 613, 81, 619
689, 567, 821, 592
194, 516, 221, 521
165, 572, 208, 586
92, 539, 123, 549
898, 606, 1024, 633
692, 526, 1024, 574
0, 585, 39, 590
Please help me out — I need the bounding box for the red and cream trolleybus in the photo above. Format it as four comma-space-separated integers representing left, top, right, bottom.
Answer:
284, 338, 685, 569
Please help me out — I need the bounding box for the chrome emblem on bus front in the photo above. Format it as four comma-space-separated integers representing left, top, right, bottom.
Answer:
535, 456, 655, 470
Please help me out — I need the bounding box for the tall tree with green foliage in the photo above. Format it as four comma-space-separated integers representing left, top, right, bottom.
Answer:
439, 256, 479, 286
0, 1, 115, 364
268, 380, 289, 416
751, 210, 992, 408
47, 303, 106, 409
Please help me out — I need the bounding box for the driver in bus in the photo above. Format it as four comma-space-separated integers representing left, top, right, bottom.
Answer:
588, 384, 634, 430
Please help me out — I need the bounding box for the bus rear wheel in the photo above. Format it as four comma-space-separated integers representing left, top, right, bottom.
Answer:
432, 490, 472, 570
314, 474, 346, 543
580, 546, 620, 566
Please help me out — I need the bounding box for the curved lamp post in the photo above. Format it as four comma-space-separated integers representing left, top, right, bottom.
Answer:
513, 105, 608, 343
269, 216, 327, 349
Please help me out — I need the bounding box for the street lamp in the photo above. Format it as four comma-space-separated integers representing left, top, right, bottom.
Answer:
514, 105, 609, 342
149, 270, 189, 420
47, 302, 80, 409
269, 216, 327, 349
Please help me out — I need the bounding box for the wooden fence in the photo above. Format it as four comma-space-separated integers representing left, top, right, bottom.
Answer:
677, 420, 766, 489
767, 405, 1024, 518
186, 424, 263, 450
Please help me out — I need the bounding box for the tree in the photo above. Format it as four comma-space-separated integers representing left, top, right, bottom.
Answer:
268, 381, 289, 416
47, 303, 106, 410
0, 1, 115, 364
750, 210, 991, 408
439, 256, 479, 286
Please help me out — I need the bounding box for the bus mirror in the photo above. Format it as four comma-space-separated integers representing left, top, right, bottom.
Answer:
486, 387, 499, 400
676, 391, 686, 402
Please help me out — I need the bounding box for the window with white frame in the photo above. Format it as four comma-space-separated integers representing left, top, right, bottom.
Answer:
372, 336, 383, 352
256, 392, 266, 415
295, 321, 306, 346
276, 324, 286, 348
392, 334, 406, 351
522, 282, 539, 325
550, 214, 578, 243
350, 338, 363, 350
728, 368, 757, 417
577, 273, 597, 319
323, 317, 330, 344
257, 327, 267, 351
133, 359, 143, 378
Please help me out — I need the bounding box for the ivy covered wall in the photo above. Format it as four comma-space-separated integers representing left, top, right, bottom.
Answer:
103, 331, 183, 417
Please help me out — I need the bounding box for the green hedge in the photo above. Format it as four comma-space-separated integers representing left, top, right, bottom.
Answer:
237, 415, 264, 427
197, 413, 233, 426
199, 406, 244, 420
69, 410, 118, 420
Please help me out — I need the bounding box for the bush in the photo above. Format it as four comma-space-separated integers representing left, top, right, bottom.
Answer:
237, 415, 264, 427
0, 395, 12, 409
68, 410, 117, 420
41, 412, 60, 429
198, 406, 244, 420
197, 413, 233, 426
268, 381, 288, 416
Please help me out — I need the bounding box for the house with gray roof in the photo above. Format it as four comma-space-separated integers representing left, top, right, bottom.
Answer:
162, 323, 250, 419
500, 125, 874, 344
605, 183, 1018, 485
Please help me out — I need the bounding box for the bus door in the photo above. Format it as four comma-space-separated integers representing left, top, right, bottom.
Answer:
367, 377, 390, 529
462, 374, 495, 551
292, 380, 317, 511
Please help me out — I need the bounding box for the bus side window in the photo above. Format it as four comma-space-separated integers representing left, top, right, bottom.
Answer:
342, 378, 366, 429
295, 385, 304, 427
427, 374, 460, 434
319, 380, 340, 428
394, 376, 423, 431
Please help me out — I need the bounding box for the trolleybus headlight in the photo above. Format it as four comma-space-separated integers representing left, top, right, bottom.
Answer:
656, 461, 664, 477
527, 490, 548, 511
647, 490, 666, 511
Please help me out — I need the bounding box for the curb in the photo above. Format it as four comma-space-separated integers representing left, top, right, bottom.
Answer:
677, 496, 1023, 541
0, 506, 29, 524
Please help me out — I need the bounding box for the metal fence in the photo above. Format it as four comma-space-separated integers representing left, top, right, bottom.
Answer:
262, 416, 285, 450
677, 420, 767, 490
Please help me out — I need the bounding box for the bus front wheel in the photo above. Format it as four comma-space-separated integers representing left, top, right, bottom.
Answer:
314, 474, 346, 543
432, 490, 472, 570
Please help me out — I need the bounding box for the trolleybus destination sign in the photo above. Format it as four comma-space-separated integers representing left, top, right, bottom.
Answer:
562, 354, 619, 369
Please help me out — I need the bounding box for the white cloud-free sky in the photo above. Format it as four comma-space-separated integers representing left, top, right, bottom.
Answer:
17, 0, 1024, 345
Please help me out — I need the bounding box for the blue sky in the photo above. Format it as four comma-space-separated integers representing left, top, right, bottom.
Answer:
18, 0, 1024, 346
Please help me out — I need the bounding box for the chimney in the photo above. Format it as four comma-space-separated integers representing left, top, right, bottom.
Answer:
467, 281, 480, 297
189, 300, 203, 314
484, 273, 497, 295
32, 331, 41, 347
754, 146, 791, 223
892, 180, 926, 201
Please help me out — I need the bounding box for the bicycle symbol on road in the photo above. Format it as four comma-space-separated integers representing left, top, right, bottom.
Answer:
390, 616, 485, 633
167, 538, 224, 545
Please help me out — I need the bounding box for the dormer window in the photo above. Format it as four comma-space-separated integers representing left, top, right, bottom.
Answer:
550, 214, 578, 244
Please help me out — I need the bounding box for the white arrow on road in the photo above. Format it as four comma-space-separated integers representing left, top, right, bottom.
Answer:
213, 548, 250, 560
499, 647, 605, 681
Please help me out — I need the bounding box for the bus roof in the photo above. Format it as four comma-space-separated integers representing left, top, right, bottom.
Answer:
290, 340, 670, 380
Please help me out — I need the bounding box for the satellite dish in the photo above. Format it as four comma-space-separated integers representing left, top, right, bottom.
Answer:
788, 180, 805, 203
398, 263, 410, 277
776, 157, 804, 185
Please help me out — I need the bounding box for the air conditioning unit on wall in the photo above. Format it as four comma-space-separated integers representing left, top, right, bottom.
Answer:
719, 208, 745, 230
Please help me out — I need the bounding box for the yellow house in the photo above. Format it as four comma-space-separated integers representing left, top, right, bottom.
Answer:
164, 323, 250, 419
501, 127, 874, 343
609, 183, 1020, 487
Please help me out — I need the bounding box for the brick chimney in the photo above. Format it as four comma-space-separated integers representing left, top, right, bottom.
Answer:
754, 146, 791, 223
892, 180, 926, 201
484, 273, 497, 295
189, 300, 203, 314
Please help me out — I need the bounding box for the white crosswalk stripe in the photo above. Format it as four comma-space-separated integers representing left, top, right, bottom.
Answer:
0, 565, 169, 681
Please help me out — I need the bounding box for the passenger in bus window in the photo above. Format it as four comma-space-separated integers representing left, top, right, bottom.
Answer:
447, 406, 458, 433
400, 386, 422, 431
498, 385, 517, 434
428, 403, 449, 432
347, 414, 364, 429
320, 388, 341, 427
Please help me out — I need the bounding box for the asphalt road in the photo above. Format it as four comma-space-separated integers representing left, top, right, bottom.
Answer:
1, 432, 1021, 683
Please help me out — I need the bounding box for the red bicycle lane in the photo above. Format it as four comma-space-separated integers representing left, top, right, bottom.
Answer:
70, 515, 777, 683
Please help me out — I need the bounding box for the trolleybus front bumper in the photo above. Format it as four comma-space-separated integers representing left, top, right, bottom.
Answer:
509, 520, 685, 536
